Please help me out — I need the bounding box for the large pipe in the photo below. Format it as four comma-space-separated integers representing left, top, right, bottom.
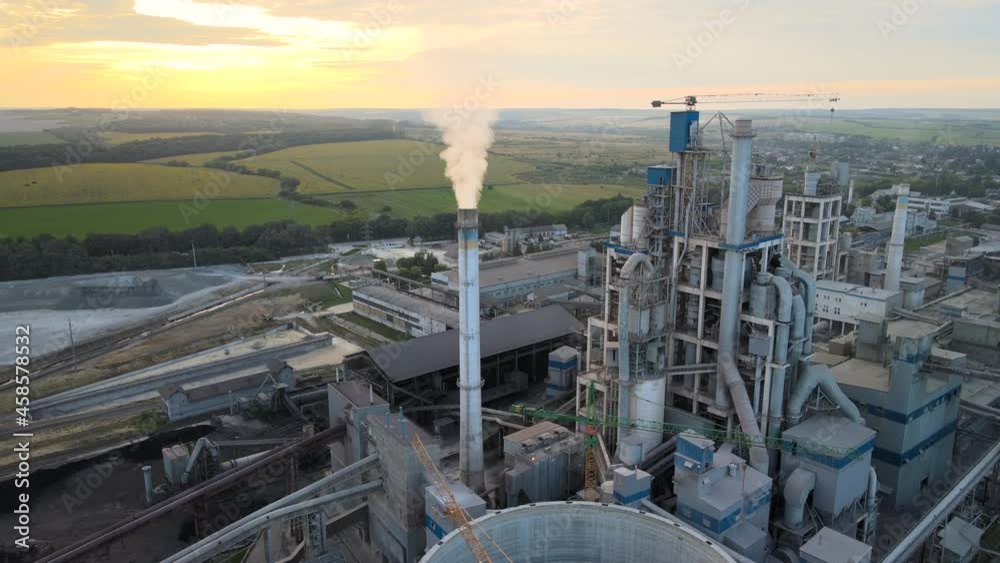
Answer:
766, 274, 793, 453
780, 257, 816, 356
882, 439, 1000, 563
884, 184, 910, 292
42, 425, 346, 563
164, 453, 379, 563
617, 281, 632, 451
172, 480, 383, 562
619, 253, 665, 460
783, 468, 816, 528
785, 363, 863, 425
863, 466, 878, 540
457, 208, 484, 493
639, 436, 677, 470
142, 465, 153, 506
181, 437, 215, 486
719, 351, 769, 474
790, 293, 805, 362
717, 119, 754, 409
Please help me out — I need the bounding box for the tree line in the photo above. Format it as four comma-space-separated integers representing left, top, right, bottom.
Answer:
0, 127, 397, 172
0, 195, 633, 281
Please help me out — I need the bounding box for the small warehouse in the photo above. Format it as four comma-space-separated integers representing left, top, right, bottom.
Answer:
159, 360, 296, 421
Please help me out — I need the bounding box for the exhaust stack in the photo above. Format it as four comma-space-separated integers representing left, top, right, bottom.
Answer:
884, 184, 910, 291
457, 208, 484, 492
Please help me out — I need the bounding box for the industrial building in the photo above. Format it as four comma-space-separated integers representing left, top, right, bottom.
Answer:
430, 247, 584, 303
343, 305, 583, 408
159, 360, 296, 421
814, 280, 903, 334
782, 170, 845, 280
352, 285, 459, 337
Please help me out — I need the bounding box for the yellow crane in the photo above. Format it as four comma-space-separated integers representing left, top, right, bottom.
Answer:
411, 434, 512, 563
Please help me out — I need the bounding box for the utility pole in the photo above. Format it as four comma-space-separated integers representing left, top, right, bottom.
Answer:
191, 241, 198, 268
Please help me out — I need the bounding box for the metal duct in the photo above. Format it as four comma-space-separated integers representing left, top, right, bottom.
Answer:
719, 351, 769, 474
717, 119, 754, 409
785, 363, 863, 425
884, 184, 910, 292
174, 480, 383, 562
790, 293, 805, 363
617, 287, 633, 449
457, 208, 484, 492
618, 253, 659, 460
783, 468, 816, 528
765, 274, 793, 454
780, 257, 816, 356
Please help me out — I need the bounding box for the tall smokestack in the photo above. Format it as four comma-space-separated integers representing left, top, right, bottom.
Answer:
457, 208, 484, 492
884, 184, 909, 292
716, 119, 754, 408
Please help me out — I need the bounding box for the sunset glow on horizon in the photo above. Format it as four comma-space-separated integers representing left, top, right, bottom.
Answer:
2, 0, 998, 110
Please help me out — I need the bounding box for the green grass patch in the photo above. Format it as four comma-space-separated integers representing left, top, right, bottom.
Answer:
905, 230, 950, 252
340, 311, 409, 341
0, 198, 339, 238
275, 282, 353, 308
0, 163, 280, 208
0, 131, 63, 146
228, 139, 536, 194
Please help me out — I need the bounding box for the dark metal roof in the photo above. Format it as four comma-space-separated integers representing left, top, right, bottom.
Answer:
363, 305, 583, 382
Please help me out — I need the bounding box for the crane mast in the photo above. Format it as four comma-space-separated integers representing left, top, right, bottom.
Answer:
411, 434, 511, 563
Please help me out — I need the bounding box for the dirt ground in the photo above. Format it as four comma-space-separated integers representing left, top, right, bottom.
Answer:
14, 291, 304, 402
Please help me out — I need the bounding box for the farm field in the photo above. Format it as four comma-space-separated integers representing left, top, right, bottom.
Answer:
102, 131, 222, 144
0, 131, 63, 146
754, 116, 1000, 145
228, 139, 536, 193
318, 183, 644, 218
456, 129, 666, 166
0, 163, 280, 207
0, 198, 338, 238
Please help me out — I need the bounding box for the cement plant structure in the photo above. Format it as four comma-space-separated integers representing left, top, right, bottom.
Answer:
40, 110, 1000, 563
580, 111, 883, 560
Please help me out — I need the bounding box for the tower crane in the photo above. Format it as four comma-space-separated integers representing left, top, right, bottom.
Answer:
411, 434, 512, 563
651, 92, 840, 111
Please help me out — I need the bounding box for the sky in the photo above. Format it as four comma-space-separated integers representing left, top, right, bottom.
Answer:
1, 0, 998, 110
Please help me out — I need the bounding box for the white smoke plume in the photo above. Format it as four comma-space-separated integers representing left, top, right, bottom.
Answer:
425, 108, 498, 209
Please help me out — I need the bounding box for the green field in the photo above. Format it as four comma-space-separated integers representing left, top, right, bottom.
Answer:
0, 198, 339, 238
0, 163, 280, 207
102, 131, 222, 144
229, 139, 536, 194
0, 131, 63, 147
318, 183, 644, 217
